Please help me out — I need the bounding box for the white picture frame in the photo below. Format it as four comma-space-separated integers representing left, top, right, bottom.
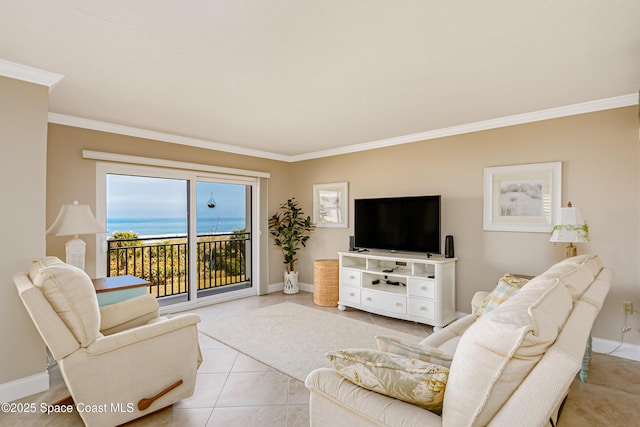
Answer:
483, 162, 562, 233
313, 182, 348, 228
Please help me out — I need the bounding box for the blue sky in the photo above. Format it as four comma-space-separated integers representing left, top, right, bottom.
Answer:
107, 175, 246, 219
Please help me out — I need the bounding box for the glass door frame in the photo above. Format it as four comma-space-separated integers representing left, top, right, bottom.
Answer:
189, 175, 256, 305
95, 161, 260, 313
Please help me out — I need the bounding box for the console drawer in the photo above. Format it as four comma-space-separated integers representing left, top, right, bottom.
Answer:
408, 298, 436, 321
341, 269, 361, 286
408, 277, 435, 299
340, 286, 360, 305
361, 289, 406, 315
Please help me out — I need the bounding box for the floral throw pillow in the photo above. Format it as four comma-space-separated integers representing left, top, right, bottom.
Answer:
478, 274, 529, 316
375, 335, 453, 368
326, 348, 449, 413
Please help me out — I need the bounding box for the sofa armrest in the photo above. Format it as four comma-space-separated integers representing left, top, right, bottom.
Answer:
89, 313, 200, 355
375, 335, 453, 367
305, 368, 442, 427
488, 301, 598, 427
419, 313, 477, 354
100, 294, 160, 335
471, 291, 489, 315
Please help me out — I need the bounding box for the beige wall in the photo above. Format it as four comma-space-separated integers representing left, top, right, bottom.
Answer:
46, 106, 639, 348
290, 106, 639, 345
0, 77, 49, 385
46, 124, 293, 282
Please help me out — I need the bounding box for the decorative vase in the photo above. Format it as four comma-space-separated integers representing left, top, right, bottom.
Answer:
283, 270, 299, 294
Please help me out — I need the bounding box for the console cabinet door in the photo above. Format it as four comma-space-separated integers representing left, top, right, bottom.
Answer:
339, 286, 361, 305
361, 289, 406, 315
407, 277, 435, 299
341, 269, 361, 286
408, 298, 436, 322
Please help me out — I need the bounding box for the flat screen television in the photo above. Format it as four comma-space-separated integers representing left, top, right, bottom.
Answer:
354, 195, 441, 254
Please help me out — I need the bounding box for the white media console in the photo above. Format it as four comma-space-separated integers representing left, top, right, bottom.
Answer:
338, 251, 457, 327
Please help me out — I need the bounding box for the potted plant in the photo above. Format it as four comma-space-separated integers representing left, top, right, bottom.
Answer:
268, 198, 314, 294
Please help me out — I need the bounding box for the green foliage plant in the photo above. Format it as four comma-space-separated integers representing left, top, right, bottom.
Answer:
550, 223, 590, 241
110, 231, 140, 246
268, 198, 314, 273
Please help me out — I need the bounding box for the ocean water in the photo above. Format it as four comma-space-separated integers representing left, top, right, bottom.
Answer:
107, 217, 247, 238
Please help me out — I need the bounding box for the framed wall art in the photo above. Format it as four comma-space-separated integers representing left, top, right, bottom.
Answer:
313, 182, 348, 228
483, 162, 561, 232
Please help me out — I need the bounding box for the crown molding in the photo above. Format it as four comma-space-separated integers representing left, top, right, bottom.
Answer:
48, 113, 291, 162
50, 93, 637, 163
83, 150, 270, 179
0, 59, 64, 92
291, 93, 639, 161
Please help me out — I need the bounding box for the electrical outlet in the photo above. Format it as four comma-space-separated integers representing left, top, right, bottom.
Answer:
622, 301, 634, 315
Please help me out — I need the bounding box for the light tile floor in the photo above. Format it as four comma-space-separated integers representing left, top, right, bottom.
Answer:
5, 291, 640, 426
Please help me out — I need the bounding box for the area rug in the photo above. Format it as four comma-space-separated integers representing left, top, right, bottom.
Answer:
198, 302, 422, 382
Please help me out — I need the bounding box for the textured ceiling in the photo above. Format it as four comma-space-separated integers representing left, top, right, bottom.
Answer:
1, 1, 639, 159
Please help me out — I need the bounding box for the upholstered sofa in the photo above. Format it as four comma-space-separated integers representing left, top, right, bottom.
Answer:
306, 255, 612, 427
14, 257, 202, 427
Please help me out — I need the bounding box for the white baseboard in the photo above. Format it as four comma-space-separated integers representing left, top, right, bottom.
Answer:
0, 371, 49, 403
267, 282, 313, 294
592, 337, 640, 362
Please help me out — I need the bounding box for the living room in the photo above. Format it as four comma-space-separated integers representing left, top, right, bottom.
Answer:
1, 2, 639, 425
45, 100, 640, 357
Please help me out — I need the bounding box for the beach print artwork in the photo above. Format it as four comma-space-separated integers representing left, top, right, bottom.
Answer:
499, 180, 543, 217
318, 189, 342, 223
483, 162, 561, 233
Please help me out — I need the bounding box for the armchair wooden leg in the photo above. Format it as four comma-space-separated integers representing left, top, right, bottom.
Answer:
138, 379, 183, 411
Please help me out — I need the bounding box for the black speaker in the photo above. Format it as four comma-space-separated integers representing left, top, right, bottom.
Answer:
349, 235, 356, 251
445, 235, 454, 258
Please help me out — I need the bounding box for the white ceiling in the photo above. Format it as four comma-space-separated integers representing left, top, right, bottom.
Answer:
1, 1, 639, 161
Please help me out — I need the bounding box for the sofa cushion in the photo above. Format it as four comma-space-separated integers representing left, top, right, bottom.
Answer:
326, 349, 449, 413
579, 267, 613, 309
442, 274, 573, 427
375, 336, 453, 367
540, 254, 602, 301
478, 274, 529, 316
32, 262, 100, 347
28, 256, 65, 283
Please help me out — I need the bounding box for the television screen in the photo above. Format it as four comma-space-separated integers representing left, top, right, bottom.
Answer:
354, 195, 441, 254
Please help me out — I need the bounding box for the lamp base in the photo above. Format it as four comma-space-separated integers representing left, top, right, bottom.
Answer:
565, 242, 577, 258
65, 237, 86, 270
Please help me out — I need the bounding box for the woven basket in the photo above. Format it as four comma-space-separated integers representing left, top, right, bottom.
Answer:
313, 259, 339, 307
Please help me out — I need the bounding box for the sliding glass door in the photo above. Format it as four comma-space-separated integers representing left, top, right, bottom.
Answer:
106, 174, 191, 303
195, 179, 252, 298
98, 163, 256, 309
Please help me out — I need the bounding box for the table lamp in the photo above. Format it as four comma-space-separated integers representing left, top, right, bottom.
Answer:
549, 201, 589, 258
47, 201, 106, 270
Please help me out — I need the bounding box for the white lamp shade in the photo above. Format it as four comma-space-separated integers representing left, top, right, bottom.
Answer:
47, 201, 106, 236
549, 206, 587, 243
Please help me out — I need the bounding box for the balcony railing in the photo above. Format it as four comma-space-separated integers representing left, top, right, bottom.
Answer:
107, 232, 251, 299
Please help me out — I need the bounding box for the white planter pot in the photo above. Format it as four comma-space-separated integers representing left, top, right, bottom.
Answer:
283, 271, 299, 294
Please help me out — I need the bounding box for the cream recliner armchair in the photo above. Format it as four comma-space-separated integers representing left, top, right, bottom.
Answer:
13, 257, 201, 427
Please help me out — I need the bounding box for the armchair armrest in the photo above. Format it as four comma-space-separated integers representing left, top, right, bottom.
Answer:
61, 313, 202, 425
100, 294, 159, 335
89, 313, 200, 355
